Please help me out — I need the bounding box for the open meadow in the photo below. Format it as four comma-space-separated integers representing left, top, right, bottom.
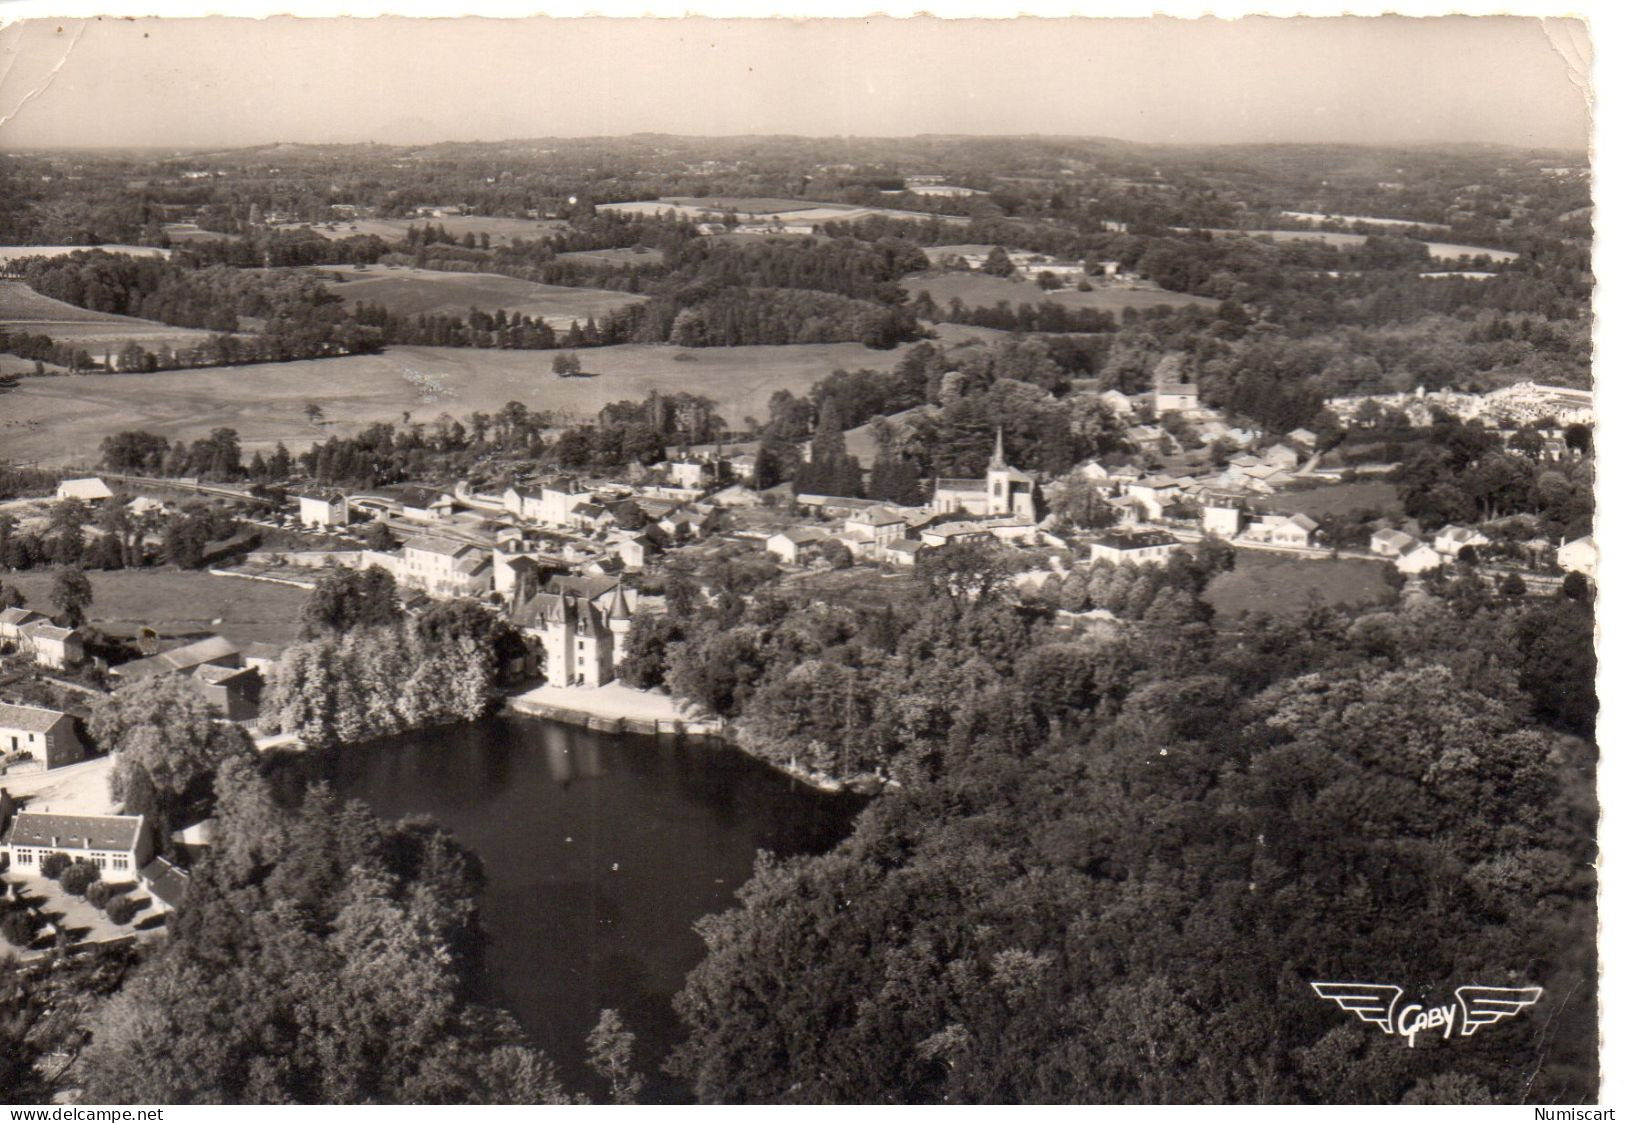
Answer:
1203, 229, 1517, 263
1265, 480, 1405, 520
902, 271, 1220, 318
277, 215, 568, 246
313, 264, 646, 327
1203, 551, 1398, 621
0, 340, 917, 465
5, 567, 309, 647
555, 246, 665, 268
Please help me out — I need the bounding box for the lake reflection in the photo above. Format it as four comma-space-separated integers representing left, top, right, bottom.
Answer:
288, 714, 861, 1101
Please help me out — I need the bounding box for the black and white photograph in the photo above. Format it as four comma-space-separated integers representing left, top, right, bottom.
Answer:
0, 3, 1607, 1109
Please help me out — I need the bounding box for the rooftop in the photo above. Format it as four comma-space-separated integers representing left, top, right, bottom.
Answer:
3, 812, 145, 852
0, 703, 71, 734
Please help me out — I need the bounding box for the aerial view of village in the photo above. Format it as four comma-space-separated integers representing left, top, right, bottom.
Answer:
0, 11, 1601, 1110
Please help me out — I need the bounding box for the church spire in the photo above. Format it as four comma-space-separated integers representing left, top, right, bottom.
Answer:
990, 426, 1007, 470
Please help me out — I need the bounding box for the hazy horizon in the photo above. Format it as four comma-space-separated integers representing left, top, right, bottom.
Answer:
0, 15, 1592, 152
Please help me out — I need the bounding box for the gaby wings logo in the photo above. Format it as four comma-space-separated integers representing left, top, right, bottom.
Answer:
1311, 982, 1543, 1048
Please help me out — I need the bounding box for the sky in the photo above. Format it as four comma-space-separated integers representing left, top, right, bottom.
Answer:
0, 13, 1593, 151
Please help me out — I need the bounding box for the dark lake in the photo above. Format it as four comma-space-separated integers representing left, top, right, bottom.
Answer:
288, 714, 862, 1102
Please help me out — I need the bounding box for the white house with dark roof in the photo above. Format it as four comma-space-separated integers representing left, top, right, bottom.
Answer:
1090, 530, 1183, 566
398, 536, 493, 599
20, 621, 84, 670
0, 811, 153, 877
766, 527, 831, 566
297, 490, 350, 528
1245, 512, 1319, 548
0, 703, 85, 772
1370, 528, 1419, 558
0, 607, 47, 643
843, 506, 907, 555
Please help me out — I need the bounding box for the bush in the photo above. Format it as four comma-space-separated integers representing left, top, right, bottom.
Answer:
105, 896, 138, 926
60, 862, 99, 897
0, 907, 37, 948
39, 852, 71, 880
86, 881, 114, 910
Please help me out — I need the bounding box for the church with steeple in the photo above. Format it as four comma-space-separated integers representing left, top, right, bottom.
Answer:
930, 428, 1037, 521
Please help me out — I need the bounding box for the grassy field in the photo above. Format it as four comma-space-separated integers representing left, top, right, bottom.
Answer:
5, 568, 309, 647
1265, 481, 1404, 520
278, 215, 568, 246
902, 272, 1219, 319
314, 265, 646, 327
0, 280, 213, 352
1204, 552, 1397, 621
1, 340, 917, 466
554, 247, 665, 268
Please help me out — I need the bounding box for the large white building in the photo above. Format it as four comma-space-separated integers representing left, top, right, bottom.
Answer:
504, 477, 599, 528
510, 577, 635, 687
0, 811, 153, 877
398, 536, 493, 599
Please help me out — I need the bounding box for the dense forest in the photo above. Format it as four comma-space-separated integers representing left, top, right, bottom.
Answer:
629, 538, 1598, 1103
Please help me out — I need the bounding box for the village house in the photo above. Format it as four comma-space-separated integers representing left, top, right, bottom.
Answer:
1434, 525, 1491, 557
879, 539, 926, 568
1370, 528, 1420, 558
113, 634, 242, 683
191, 664, 261, 722
1201, 494, 1247, 537
1153, 382, 1200, 415
766, 527, 831, 566
1395, 542, 1445, 575
1090, 530, 1183, 566
660, 460, 709, 489
1260, 443, 1301, 471
297, 489, 351, 529
918, 521, 995, 549
1245, 512, 1319, 548
710, 483, 762, 509
0, 702, 85, 772
389, 485, 457, 522
1557, 535, 1599, 579
1286, 427, 1320, 450
140, 855, 191, 913
1125, 475, 1184, 521
397, 536, 493, 600
843, 507, 907, 556
0, 810, 153, 878
504, 477, 600, 528
0, 607, 46, 645
56, 477, 115, 504
20, 621, 84, 670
